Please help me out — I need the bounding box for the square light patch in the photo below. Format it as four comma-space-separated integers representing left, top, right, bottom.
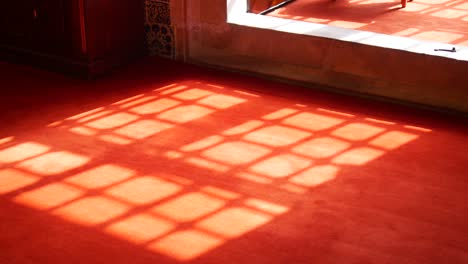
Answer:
65, 164, 135, 189
99, 134, 133, 145
180, 135, 224, 152
197, 94, 246, 109
202, 141, 271, 165
114, 120, 173, 139
261, 108, 298, 120
0, 142, 50, 164
283, 112, 344, 131
152, 192, 226, 222
119, 96, 156, 109
16, 151, 90, 175
129, 98, 180, 115
289, 165, 339, 187
157, 105, 214, 123
69, 126, 97, 136
171, 88, 213, 100
292, 137, 350, 159
222, 120, 264, 136
244, 198, 289, 215
86, 113, 138, 130
249, 154, 312, 178
369, 131, 418, 150
331, 123, 385, 141
196, 207, 272, 238
0, 169, 39, 194
243, 125, 311, 147
148, 230, 223, 261
13, 183, 83, 210
105, 176, 181, 205
53, 196, 129, 226
105, 213, 175, 244
185, 157, 230, 173
332, 147, 384, 166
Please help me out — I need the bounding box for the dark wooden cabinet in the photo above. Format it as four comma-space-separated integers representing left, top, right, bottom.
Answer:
1, 1, 37, 48
0, 0, 144, 78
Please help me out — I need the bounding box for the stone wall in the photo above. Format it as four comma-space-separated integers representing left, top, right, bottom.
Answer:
144, 0, 468, 113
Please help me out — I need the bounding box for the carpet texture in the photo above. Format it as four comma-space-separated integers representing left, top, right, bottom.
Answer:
1, 58, 467, 264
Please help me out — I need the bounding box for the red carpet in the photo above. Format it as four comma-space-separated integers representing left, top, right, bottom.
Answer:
1, 58, 468, 263
269, 0, 468, 46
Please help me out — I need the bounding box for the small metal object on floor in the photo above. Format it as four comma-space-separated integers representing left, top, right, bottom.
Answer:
434, 47, 456, 52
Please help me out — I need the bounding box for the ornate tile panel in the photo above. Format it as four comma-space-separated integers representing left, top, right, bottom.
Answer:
145, 23, 175, 57
144, 0, 174, 58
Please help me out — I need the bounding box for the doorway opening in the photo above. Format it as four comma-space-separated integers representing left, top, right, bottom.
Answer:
249, 0, 468, 47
